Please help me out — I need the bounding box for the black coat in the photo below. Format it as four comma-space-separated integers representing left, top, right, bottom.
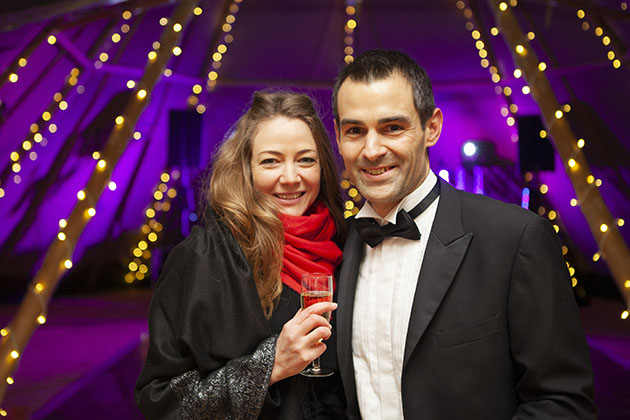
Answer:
337, 179, 597, 419
135, 210, 345, 419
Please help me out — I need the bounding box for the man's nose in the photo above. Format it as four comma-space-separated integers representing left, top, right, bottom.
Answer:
362, 130, 386, 161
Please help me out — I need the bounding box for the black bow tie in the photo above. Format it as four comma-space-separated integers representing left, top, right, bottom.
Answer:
354, 181, 440, 248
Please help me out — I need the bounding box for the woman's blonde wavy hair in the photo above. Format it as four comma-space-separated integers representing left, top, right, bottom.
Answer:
206, 91, 345, 318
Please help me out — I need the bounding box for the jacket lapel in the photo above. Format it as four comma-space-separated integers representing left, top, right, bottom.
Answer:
403, 180, 473, 367
337, 221, 364, 415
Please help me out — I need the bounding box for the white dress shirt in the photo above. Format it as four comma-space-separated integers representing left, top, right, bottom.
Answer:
352, 171, 439, 420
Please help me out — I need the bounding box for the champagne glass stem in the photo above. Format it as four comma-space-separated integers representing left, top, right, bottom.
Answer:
311, 356, 321, 372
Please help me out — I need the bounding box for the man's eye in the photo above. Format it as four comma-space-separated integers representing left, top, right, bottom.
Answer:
386, 124, 404, 132
345, 127, 362, 135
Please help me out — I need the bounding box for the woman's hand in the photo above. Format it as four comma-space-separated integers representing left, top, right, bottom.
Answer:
269, 301, 337, 385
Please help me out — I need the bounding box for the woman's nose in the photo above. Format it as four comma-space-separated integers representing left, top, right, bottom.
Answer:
279, 164, 300, 184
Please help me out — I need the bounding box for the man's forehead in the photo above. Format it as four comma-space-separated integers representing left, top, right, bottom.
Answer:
337, 74, 417, 120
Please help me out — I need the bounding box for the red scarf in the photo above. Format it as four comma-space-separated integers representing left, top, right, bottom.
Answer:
280, 201, 343, 293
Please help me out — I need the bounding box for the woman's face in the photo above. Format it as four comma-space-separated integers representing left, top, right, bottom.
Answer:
251, 116, 321, 217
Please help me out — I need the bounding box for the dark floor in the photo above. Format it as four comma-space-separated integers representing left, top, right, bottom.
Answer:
0, 290, 628, 419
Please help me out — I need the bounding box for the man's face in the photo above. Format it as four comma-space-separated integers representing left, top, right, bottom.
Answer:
335, 73, 442, 217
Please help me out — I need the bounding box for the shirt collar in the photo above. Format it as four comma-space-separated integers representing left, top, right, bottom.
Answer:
356, 170, 438, 225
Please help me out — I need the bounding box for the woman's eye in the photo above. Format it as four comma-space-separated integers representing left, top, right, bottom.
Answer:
299, 157, 317, 164
260, 158, 277, 165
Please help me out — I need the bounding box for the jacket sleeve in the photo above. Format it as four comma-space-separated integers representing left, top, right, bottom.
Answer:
135, 236, 277, 420
508, 216, 598, 419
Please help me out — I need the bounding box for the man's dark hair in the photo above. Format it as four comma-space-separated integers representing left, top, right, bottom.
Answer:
332, 49, 436, 128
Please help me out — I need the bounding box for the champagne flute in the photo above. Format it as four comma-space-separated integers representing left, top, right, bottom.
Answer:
299, 273, 334, 377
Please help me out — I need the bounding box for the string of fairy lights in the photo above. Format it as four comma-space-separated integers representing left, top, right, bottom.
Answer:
120, 1, 242, 286
456, 0, 630, 319
575, 7, 624, 70
456, 0, 586, 293
0, 1, 198, 412
123, 171, 179, 285
341, 1, 364, 219
191, 0, 243, 113
1, 12, 136, 199
479, 0, 629, 318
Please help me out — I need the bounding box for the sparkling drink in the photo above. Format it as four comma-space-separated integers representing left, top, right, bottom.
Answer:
299, 273, 334, 377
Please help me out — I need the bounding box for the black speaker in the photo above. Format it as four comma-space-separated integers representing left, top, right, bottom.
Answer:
168, 110, 202, 168
517, 115, 555, 173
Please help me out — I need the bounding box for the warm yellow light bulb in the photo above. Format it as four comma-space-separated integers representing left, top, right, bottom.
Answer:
622, 310, 629, 320
97, 159, 106, 169
538, 62, 547, 71
522, 86, 531, 95
9, 73, 18, 83
555, 110, 563, 119
87, 207, 96, 217
172, 46, 182, 56
515, 44, 525, 54
115, 116, 124, 125
148, 51, 157, 60
193, 7, 203, 15
146, 208, 156, 218
37, 315, 46, 324
600, 224, 608, 232
64, 259, 73, 269
47, 35, 57, 44
10, 350, 19, 359
570, 198, 578, 207
617, 219, 625, 227
1, 328, 8, 336
540, 184, 548, 194
624, 280, 630, 289
77, 190, 86, 200
58, 232, 66, 241
137, 89, 147, 99
173, 23, 182, 32
577, 9, 585, 19
6, 377, 14, 385
148, 232, 158, 242
568, 159, 576, 168
499, 2, 508, 11
539, 130, 547, 138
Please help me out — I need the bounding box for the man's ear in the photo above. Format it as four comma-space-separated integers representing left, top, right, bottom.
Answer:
425, 108, 443, 148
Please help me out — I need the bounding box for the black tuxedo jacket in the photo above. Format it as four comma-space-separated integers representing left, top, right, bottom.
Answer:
337, 179, 597, 419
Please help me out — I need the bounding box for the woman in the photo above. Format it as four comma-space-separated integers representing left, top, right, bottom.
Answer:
135, 91, 347, 419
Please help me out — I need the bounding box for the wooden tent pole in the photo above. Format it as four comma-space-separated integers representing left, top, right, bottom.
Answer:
0, 0, 199, 405
487, 0, 630, 304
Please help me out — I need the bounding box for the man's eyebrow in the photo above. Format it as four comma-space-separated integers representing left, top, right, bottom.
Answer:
339, 118, 363, 126
378, 115, 411, 125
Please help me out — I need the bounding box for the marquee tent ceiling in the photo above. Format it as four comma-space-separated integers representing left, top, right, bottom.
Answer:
0, 0, 629, 297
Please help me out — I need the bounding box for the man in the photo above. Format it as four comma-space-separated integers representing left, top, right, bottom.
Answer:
333, 49, 597, 419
